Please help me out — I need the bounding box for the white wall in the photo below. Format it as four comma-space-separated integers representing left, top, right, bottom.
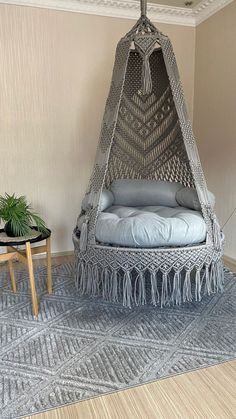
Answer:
0, 4, 196, 253
194, 1, 236, 259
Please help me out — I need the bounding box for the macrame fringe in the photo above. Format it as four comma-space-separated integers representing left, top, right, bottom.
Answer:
161, 273, 169, 308
183, 270, 192, 303
172, 271, 181, 305
195, 269, 202, 302
150, 271, 159, 306
123, 271, 132, 308
134, 272, 146, 306
75, 260, 224, 308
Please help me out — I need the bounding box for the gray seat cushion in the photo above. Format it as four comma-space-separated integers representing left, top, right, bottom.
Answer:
95, 205, 207, 248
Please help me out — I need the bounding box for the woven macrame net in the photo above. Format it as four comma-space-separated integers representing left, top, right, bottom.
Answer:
105, 48, 194, 188
73, 1, 224, 308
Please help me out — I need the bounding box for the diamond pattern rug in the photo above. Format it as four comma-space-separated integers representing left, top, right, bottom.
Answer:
0, 262, 235, 418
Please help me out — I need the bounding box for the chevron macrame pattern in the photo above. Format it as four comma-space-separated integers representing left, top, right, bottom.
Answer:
106, 88, 194, 187
105, 49, 194, 187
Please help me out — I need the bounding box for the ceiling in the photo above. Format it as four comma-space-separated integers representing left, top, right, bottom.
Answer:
148, 0, 202, 7
1, 0, 233, 26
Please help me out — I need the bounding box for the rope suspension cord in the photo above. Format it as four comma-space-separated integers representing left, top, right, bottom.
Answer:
140, 0, 147, 17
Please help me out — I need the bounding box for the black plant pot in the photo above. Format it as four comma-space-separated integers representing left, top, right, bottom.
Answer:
4, 222, 16, 237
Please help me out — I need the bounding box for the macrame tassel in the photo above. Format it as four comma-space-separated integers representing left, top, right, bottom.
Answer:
107, 269, 113, 300
102, 268, 110, 300
217, 260, 224, 292
212, 214, 222, 251
80, 219, 88, 252
183, 270, 192, 302
134, 274, 139, 306
111, 270, 118, 302
136, 271, 146, 305
86, 264, 93, 294
150, 271, 159, 306
78, 262, 87, 294
204, 264, 211, 295
123, 271, 132, 308
210, 263, 216, 293
195, 269, 202, 302
75, 260, 82, 290
211, 263, 218, 293
92, 265, 100, 296
161, 272, 169, 308
142, 55, 152, 95
172, 271, 181, 305
212, 260, 224, 293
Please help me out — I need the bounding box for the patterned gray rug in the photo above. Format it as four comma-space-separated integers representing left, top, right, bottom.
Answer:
0, 262, 236, 418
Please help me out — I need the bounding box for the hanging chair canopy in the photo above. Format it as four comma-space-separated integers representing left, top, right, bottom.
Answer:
73, 0, 224, 308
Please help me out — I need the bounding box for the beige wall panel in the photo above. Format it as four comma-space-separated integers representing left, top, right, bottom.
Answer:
194, 1, 236, 258
0, 5, 195, 252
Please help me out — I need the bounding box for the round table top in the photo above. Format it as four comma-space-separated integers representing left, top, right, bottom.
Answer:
0, 227, 51, 246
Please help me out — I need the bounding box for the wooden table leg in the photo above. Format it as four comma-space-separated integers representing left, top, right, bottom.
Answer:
46, 237, 52, 294
8, 259, 17, 293
25, 241, 39, 317
6, 247, 17, 293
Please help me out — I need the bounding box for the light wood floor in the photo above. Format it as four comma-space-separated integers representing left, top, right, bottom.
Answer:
25, 360, 236, 419
1, 254, 235, 419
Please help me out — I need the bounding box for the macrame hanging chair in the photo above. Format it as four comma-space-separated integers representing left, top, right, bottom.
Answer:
73, 0, 224, 307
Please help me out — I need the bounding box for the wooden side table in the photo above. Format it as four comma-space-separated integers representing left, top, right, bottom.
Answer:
0, 228, 52, 317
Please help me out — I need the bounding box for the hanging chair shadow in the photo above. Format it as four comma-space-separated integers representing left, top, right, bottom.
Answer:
73, 0, 224, 308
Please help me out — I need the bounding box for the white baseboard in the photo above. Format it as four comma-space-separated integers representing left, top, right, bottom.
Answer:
0, 249, 74, 264
33, 250, 74, 259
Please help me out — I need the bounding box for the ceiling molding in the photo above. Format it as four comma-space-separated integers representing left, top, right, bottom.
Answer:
193, 0, 234, 25
0, 0, 233, 27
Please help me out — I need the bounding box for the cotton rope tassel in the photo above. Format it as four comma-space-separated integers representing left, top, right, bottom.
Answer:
111, 270, 118, 302
172, 271, 181, 305
161, 272, 169, 307
183, 270, 192, 302
150, 271, 159, 306
139, 0, 152, 95
80, 216, 89, 252
142, 55, 152, 96
212, 214, 222, 251
123, 271, 132, 308
195, 269, 202, 302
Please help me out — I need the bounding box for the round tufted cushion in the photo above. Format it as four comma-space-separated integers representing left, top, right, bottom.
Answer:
95, 205, 207, 248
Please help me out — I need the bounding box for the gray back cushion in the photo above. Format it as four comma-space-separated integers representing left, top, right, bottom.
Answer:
111, 179, 183, 208
82, 189, 114, 212
176, 187, 215, 211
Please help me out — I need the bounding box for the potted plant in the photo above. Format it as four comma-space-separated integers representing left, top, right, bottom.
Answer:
0, 193, 47, 237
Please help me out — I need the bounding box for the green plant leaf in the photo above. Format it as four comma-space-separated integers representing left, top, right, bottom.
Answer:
0, 193, 47, 236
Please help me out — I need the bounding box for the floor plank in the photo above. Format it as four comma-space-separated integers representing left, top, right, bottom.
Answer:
25, 360, 236, 419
